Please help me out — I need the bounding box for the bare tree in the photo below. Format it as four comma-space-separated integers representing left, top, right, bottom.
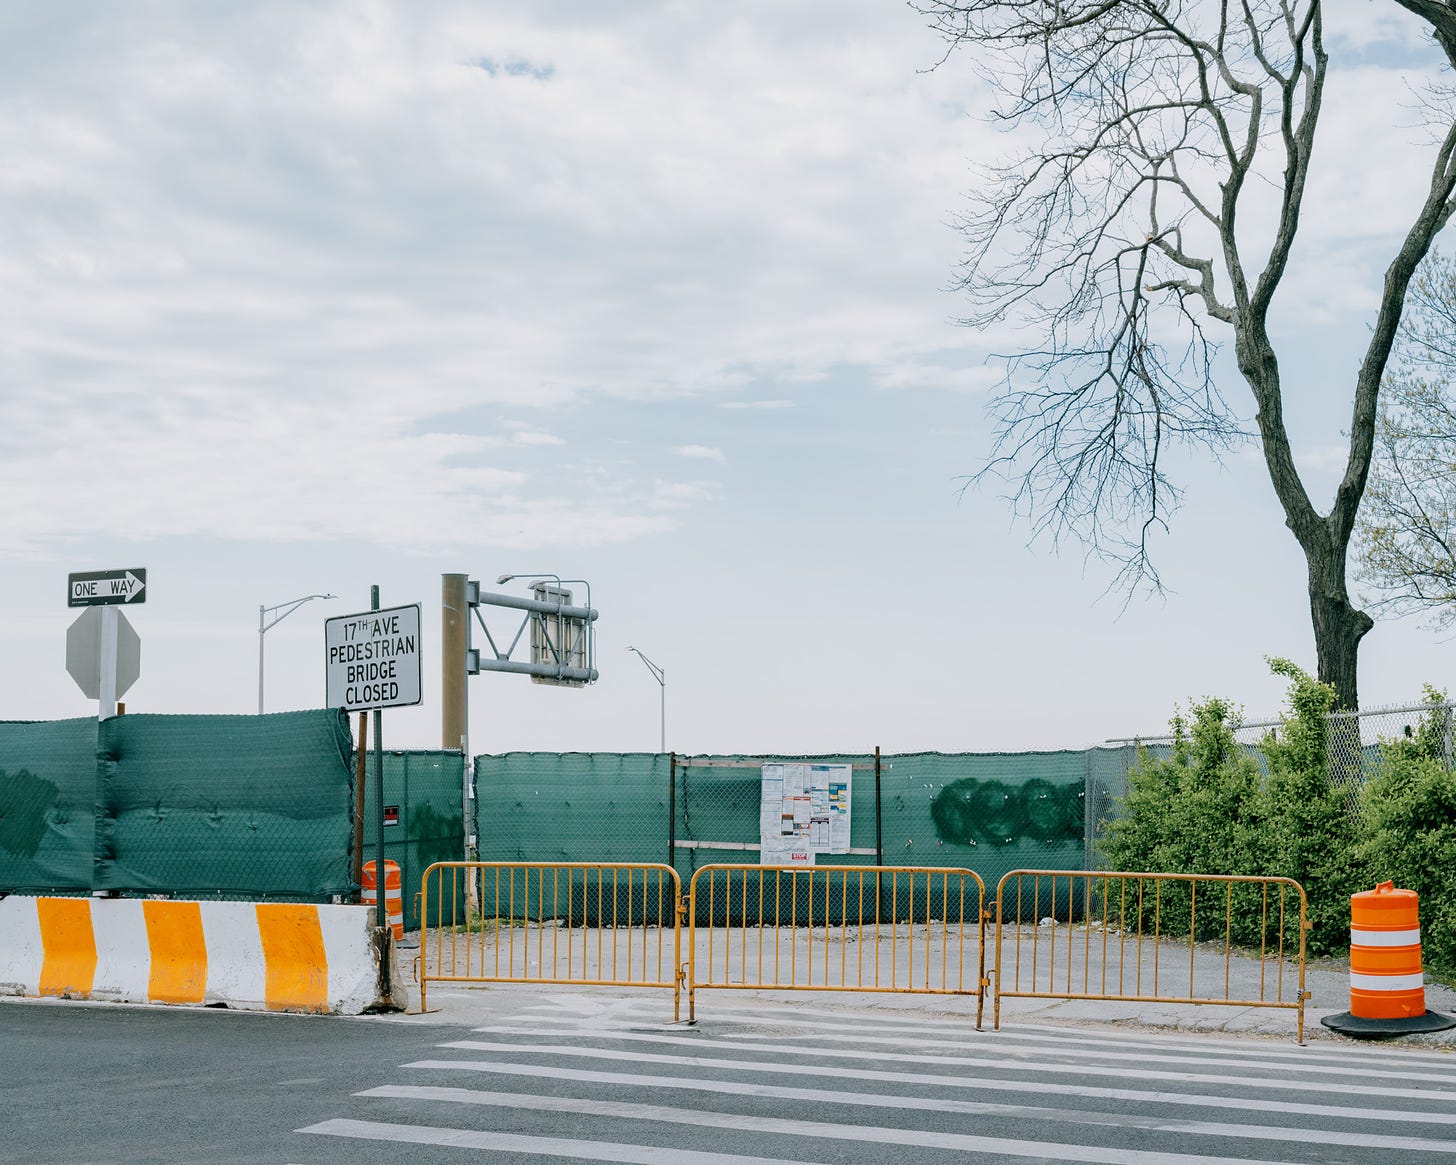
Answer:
1356, 251, 1456, 625
919, 0, 1456, 708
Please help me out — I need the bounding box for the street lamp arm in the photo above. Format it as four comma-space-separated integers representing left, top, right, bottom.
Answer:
258, 592, 337, 715
627, 646, 666, 753
626, 645, 664, 686
260, 593, 337, 634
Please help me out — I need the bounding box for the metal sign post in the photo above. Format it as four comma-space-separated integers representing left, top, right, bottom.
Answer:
324, 593, 423, 992
371, 586, 385, 939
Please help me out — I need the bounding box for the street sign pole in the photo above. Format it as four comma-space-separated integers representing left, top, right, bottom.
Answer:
98, 606, 118, 720
322, 590, 421, 995
371, 585, 388, 994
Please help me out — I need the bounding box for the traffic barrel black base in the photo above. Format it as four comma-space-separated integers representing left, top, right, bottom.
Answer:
1320, 1010, 1456, 1039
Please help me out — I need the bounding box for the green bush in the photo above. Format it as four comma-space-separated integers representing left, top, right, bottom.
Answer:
1101, 696, 1262, 878
1100, 659, 1364, 957
1256, 659, 1366, 956
1359, 690, 1456, 982
1100, 693, 1270, 946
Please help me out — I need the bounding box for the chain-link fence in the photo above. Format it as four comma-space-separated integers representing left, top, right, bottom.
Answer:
14, 701, 1442, 909
361, 749, 468, 929
0, 710, 358, 901
0, 717, 99, 895
97, 710, 357, 899
474, 752, 671, 866
674, 752, 1092, 900
1102, 699, 1456, 834
474, 750, 1125, 901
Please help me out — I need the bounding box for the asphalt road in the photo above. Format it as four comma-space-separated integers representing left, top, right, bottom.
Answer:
8, 992, 1456, 1164
3, 1000, 447, 1165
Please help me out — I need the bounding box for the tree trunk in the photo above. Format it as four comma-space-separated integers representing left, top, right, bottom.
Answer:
1308, 548, 1374, 711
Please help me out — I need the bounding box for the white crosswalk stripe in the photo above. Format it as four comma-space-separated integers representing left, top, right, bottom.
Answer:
298, 1001, 1456, 1163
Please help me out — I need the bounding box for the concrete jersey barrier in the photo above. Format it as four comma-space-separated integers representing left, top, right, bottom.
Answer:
0, 897, 401, 1014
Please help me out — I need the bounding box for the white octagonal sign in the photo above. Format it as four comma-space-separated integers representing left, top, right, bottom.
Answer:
66, 607, 140, 700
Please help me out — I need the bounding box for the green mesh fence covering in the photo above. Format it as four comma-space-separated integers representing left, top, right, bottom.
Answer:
5, 723, 1147, 912
0, 718, 99, 894
475, 752, 671, 866
362, 749, 467, 929
472, 749, 1141, 921
94, 709, 356, 900
471, 753, 671, 926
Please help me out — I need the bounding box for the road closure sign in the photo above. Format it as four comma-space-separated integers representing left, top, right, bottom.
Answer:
325, 603, 422, 711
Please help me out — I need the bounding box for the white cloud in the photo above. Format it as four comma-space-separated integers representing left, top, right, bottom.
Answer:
0, 1, 1003, 555
672, 444, 726, 463
1294, 445, 1353, 478
0, 0, 1440, 562
874, 361, 1002, 394
512, 430, 566, 447
650, 480, 723, 509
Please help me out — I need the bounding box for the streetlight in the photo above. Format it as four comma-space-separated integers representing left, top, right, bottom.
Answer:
258, 593, 336, 714
627, 646, 665, 753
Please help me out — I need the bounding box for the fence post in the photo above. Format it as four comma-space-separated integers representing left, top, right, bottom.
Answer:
668, 751, 677, 871
1083, 748, 1093, 870
874, 746, 882, 867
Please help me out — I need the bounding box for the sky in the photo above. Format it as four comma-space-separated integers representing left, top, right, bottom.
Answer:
3, 0, 1455, 757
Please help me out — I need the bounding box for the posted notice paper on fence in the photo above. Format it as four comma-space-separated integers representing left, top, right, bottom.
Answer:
760, 763, 851, 865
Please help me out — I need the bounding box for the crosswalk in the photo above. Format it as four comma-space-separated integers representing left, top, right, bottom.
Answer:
298, 999, 1456, 1163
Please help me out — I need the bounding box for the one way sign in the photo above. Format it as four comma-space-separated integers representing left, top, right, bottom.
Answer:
68, 568, 147, 607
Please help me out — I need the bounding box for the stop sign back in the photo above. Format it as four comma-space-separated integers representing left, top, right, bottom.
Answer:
66, 606, 141, 700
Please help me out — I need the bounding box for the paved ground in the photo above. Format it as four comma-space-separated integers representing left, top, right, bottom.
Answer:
14, 983, 1456, 1164
400, 927, 1456, 1047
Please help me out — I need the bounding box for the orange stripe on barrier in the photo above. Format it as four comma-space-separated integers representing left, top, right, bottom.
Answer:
363, 860, 404, 940
1350, 943, 1423, 975
255, 904, 328, 1013
37, 898, 97, 998
143, 900, 208, 1004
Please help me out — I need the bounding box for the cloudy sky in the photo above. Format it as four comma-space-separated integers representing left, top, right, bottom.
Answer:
3, 0, 1454, 755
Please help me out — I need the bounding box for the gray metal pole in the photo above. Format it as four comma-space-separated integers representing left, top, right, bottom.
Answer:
371, 585, 386, 936
258, 594, 335, 715
628, 646, 665, 753
99, 606, 118, 721
442, 574, 469, 750
257, 605, 265, 716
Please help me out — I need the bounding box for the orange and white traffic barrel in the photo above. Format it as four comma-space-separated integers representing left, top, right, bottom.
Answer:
1322, 881, 1454, 1037
362, 859, 404, 941
1349, 881, 1424, 1019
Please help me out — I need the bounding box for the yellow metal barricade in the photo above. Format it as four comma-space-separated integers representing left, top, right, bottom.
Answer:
418, 861, 683, 1018
993, 870, 1311, 1043
687, 864, 988, 1025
